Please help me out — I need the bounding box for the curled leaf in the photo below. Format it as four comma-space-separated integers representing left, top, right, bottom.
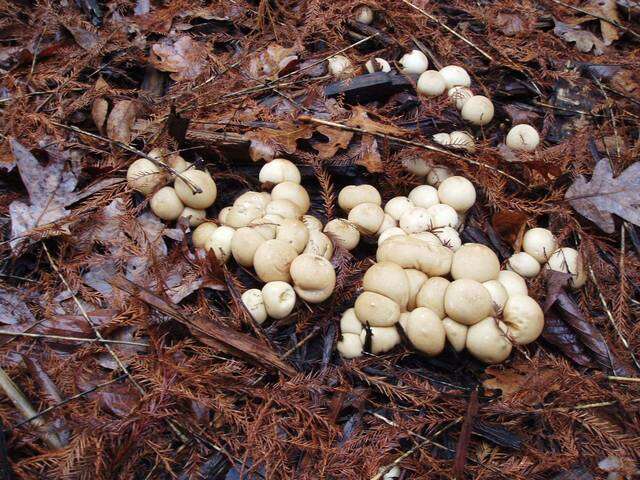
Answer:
151, 36, 206, 81
106, 100, 137, 143
554, 20, 605, 55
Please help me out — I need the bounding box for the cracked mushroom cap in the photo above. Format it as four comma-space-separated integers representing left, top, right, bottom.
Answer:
271, 181, 310, 214
376, 236, 453, 276
522, 228, 557, 263
361, 326, 401, 354
362, 262, 410, 311
290, 254, 336, 303
261, 281, 296, 319
348, 202, 385, 235
442, 318, 468, 352
405, 307, 446, 356
338, 185, 382, 212
444, 279, 494, 325
324, 219, 360, 250
415, 276, 450, 319
253, 239, 298, 282
450, 243, 500, 282
231, 227, 267, 267
466, 317, 512, 363
127, 158, 167, 195
502, 294, 544, 345
174, 169, 217, 209
355, 291, 401, 327
241, 289, 267, 324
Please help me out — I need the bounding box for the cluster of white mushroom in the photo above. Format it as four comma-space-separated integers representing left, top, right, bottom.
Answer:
507, 228, 587, 289
337, 238, 546, 364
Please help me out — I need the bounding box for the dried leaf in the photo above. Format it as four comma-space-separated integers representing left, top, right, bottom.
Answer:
483, 365, 561, 405
542, 308, 594, 367
106, 100, 136, 143
91, 97, 109, 134
495, 13, 524, 36
554, 20, 606, 55
64, 24, 99, 50
150, 36, 207, 81
357, 135, 383, 173
311, 126, 354, 159
491, 210, 527, 248
0, 288, 36, 325
565, 159, 640, 233
502, 104, 539, 125
245, 121, 313, 156
346, 106, 405, 136
586, 0, 621, 45
248, 43, 298, 79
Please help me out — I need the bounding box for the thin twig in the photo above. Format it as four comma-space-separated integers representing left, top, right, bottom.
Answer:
298, 115, 527, 187
549, 0, 640, 40
0, 330, 149, 347
607, 375, 640, 383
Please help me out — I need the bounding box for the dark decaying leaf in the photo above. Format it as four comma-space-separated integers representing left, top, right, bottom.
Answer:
472, 421, 523, 450
586, 0, 621, 45
453, 389, 478, 479
167, 105, 190, 145
0, 288, 36, 325
495, 13, 524, 36
491, 210, 528, 248
550, 466, 595, 480
543, 308, 594, 368
565, 158, 640, 233
553, 20, 605, 55
63, 24, 99, 51
543, 270, 574, 312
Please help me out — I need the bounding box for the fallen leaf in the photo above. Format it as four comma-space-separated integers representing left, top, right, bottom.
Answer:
311, 126, 354, 159
491, 210, 527, 248
150, 36, 207, 81
0, 288, 36, 325
586, 0, 621, 45
244, 121, 313, 156
495, 13, 524, 36
565, 158, 640, 233
91, 97, 109, 134
554, 20, 606, 55
248, 43, 298, 79
64, 24, 100, 50
542, 309, 594, 368
357, 134, 383, 173
106, 100, 136, 143
483, 365, 562, 405
346, 106, 405, 136
503, 104, 539, 125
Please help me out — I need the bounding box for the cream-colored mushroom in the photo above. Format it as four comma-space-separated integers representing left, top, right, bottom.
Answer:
204, 225, 235, 263
231, 227, 267, 267
361, 326, 400, 354
402, 157, 431, 177
442, 318, 468, 352
375, 213, 397, 237
405, 269, 428, 311
126, 158, 167, 195
399, 50, 429, 75
355, 5, 374, 24
405, 307, 446, 356
301, 215, 323, 232
192, 222, 218, 249
271, 181, 310, 214
261, 281, 296, 319
253, 239, 298, 282
408, 185, 440, 209
340, 308, 363, 335
174, 169, 217, 209
354, 291, 400, 326
449, 131, 476, 152
224, 204, 265, 228
289, 254, 336, 303
522, 228, 557, 263
466, 317, 512, 363
384, 196, 414, 221
378, 227, 407, 245
249, 214, 283, 239
546, 247, 587, 288
363, 262, 410, 310
399, 207, 431, 234
241, 289, 268, 324
498, 270, 529, 297
448, 86, 473, 110
482, 279, 509, 312
348, 202, 385, 235
417, 70, 446, 96
433, 132, 452, 146
502, 294, 544, 345
265, 199, 301, 219
327, 55, 354, 79
324, 219, 360, 250
303, 230, 334, 259
218, 206, 232, 225
507, 252, 541, 278
437, 176, 476, 213
150, 187, 184, 220
439, 65, 471, 89
276, 219, 310, 253
426, 203, 459, 229
415, 276, 449, 319
444, 279, 494, 325
179, 207, 206, 226
377, 236, 453, 276
338, 185, 382, 212
506, 124, 540, 152
234, 191, 271, 210
365, 57, 391, 73
426, 165, 453, 186
451, 243, 500, 282
259, 159, 301, 185
337, 333, 364, 358
409, 231, 441, 245
461, 95, 494, 126
435, 226, 461, 251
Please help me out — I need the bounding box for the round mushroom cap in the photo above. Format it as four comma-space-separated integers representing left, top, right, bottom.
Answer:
163, 154, 190, 173
150, 187, 184, 220
433, 132, 452, 146
249, 214, 283, 240
301, 215, 323, 232
507, 252, 541, 278
399, 49, 429, 74
337, 333, 364, 359
461, 95, 494, 126
295, 282, 335, 303
546, 247, 587, 288
355, 291, 401, 327
377, 236, 453, 276
409, 231, 441, 245
218, 206, 232, 225
385, 196, 414, 221
506, 124, 540, 152
271, 181, 310, 214
365, 57, 391, 73
399, 207, 431, 234
340, 308, 363, 335
444, 279, 494, 325
253, 239, 298, 282
361, 326, 401, 354
324, 219, 360, 250
417, 70, 446, 96
378, 227, 407, 245
439, 65, 471, 89
363, 262, 410, 310
276, 219, 310, 253
405, 269, 428, 310
179, 207, 206, 226
482, 280, 509, 312
338, 185, 382, 212
355, 5, 374, 24
449, 131, 476, 152
224, 204, 265, 228
265, 199, 301, 219
231, 227, 267, 267
437, 176, 476, 213
290, 253, 336, 291
435, 226, 462, 251
304, 230, 334, 259
408, 185, 440, 209
261, 281, 296, 319
375, 213, 397, 236
174, 169, 217, 209
451, 243, 500, 282
259, 158, 301, 185
234, 191, 272, 210
204, 225, 235, 263
398, 312, 411, 331
426, 203, 459, 229
523, 228, 557, 263
241, 289, 268, 324
448, 86, 473, 110
415, 276, 450, 319
405, 307, 446, 356
426, 166, 453, 186
442, 318, 468, 352
503, 294, 544, 345
402, 157, 430, 177
192, 222, 218, 249
466, 317, 512, 363
127, 158, 167, 195
348, 202, 385, 235
498, 270, 529, 297
327, 55, 354, 79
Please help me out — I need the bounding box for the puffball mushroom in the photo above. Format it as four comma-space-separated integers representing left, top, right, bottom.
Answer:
150, 187, 184, 221
461, 95, 494, 126
259, 159, 301, 186
448, 86, 473, 110
348, 203, 385, 235
435, 226, 462, 251
261, 281, 296, 319
174, 169, 217, 209
289, 254, 336, 303
324, 219, 360, 250
241, 289, 268, 324
361, 326, 400, 354
405, 307, 446, 356
328, 55, 354, 79
179, 207, 206, 227
546, 247, 587, 288
235, 191, 271, 210
402, 156, 431, 177
266, 199, 301, 219
437, 176, 476, 213
337, 333, 364, 358
405, 269, 428, 310
416, 276, 450, 319
385, 196, 414, 221
503, 294, 544, 344
354, 4, 374, 24
426, 165, 453, 186
192, 222, 218, 249
127, 158, 167, 195
302, 215, 323, 232
433, 132, 452, 146
507, 252, 541, 278
249, 214, 282, 239
444, 279, 494, 325
338, 185, 382, 212
378, 227, 406, 245
442, 318, 468, 352
231, 227, 267, 267
408, 185, 439, 209
426, 203, 459, 229
399, 50, 429, 75
224, 204, 264, 228
363, 262, 410, 310
204, 225, 235, 263
218, 206, 232, 224
410, 231, 441, 245
451, 243, 500, 282
304, 230, 334, 259
498, 270, 529, 297
377, 236, 453, 276
523, 228, 557, 263
355, 291, 401, 326
439, 65, 471, 89
365, 57, 391, 73
271, 181, 310, 214
375, 214, 397, 236
466, 317, 512, 363
340, 308, 363, 335
276, 219, 310, 253
417, 70, 446, 96
482, 279, 509, 312
506, 124, 540, 152
399, 207, 431, 234
449, 131, 476, 152
253, 239, 298, 282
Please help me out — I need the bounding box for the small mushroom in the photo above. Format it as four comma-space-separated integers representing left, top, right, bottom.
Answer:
417, 70, 446, 96
377, 236, 453, 276
289, 254, 336, 303
340, 308, 363, 335
437, 176, 476, 213
301, 215, 323, 232
502, 294, 544, 345
523, 228, 557, 263
405, 269, 428, 310
402, 157, 431, 177
466, 317, 512, 363
384, 196, 414, 221
444, 278, 494, 325
355, 291, 401, 327
435, 226, 461, 251
338, 185, 382, 212
415, 276, 450, 319
426, 165, 453, 186
507, 252, 541, 278
399, 50, 429, 75
448, 86, 473, 110
546, 247, 587, 288
276, 218, 310, 253
253, 239, 298, 282
498, 270, 529, 297
266, 199, 301, 219
179, 207, 206, 226
405, 307, 446, 356
204, 225, 236, 263
354, 4, 374, 24
218, 206, 232, 224
231, 227, 267, 267
126, 158, 167, 195
348, 202, 385, 235
461, 95, 494, 126
448, 131, 476, 152
192, 222, 218, 249
506, 124, 540, 152
327, 55, 355, 79
365, 57, 391, 73
150, 186, 184, 221
271, 181, 310, 214
363, 262, 410, 310
442, 318, 468, 352
261, 281, 296, 319
482, 279, 509, 312
337, 333, 364, 358
408, 185, 440, 209
399, 206, 431, 233
324, 219, 360, 250
361, 326, 400, 354
439, 65, 471, 89
426, 203, 459, 229
174, 169, 217, 209
259, 159, 301, 186
451, 243, 500, 282
241, 289, 267, 324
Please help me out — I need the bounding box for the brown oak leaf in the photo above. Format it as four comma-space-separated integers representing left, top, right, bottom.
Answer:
586, 0, 621, 45
150, 36, 206, 81
346, 106, 405, 136
311, 126, 354, 159
106, 100, 137, 143
553, 20, 605, 55
357, 135, 383, 173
